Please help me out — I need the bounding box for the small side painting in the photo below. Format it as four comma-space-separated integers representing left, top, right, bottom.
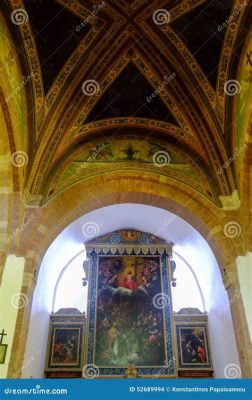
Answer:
176, 325, 212, 369
47, 326, 82, 368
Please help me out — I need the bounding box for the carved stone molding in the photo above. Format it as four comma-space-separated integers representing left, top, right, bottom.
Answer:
219, 190, 241, 210
23, 188, 43, 207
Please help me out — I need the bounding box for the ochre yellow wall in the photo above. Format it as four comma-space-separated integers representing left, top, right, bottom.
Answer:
0, 10, 28, 152
236, 253, 252, 340
0, 255, 24, 378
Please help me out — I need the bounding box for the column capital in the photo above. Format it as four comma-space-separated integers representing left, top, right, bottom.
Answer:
219, 189, 241, 210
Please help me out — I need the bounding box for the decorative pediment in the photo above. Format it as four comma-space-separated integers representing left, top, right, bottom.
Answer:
53, 308, 84, 315
85, 230, 173, 256
174, 308, 206, 315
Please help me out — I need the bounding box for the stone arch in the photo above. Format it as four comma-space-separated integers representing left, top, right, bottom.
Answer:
8, 171, 252, 377
20, 177, 231, 261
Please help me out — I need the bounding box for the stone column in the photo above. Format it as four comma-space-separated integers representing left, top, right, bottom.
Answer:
7, 269, 35, 378
226, 271, 252, 377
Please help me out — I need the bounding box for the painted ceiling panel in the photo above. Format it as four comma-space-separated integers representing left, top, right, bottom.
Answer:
86, 62, 178, 125
4, 0, 250, 206
46, 136, 215, 202
23, 0, 91, 93
171, 0, 234, 87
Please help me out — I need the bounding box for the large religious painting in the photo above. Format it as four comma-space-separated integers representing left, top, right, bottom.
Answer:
85, 230, 176, 378
96, 255, 165, 367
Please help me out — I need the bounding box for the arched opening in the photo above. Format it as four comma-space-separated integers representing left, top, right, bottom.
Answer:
22, 204, 240, 378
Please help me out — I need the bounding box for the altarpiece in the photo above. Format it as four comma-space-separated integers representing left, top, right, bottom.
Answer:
44, 231, 213, 378
84, 230, 176, 378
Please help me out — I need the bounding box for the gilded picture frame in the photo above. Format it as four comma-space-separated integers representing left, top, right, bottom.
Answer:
176, 323, 212, 370
84, 230, 176, 378
45, 309, 85, 372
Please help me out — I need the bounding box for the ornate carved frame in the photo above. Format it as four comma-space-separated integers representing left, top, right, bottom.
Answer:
174, 310, 214, 376
44, 308, 85, 375
84, 230, 176, 378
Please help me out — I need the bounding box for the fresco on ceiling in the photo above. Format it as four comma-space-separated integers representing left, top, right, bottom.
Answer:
236, 34, 252, 177
47, 137, 214, 201
0, 11, 28, 150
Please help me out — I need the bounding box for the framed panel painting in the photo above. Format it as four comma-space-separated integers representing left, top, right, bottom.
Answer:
176, 324, 212, 369
85, 230, 176, 378
45, 325, 83, 370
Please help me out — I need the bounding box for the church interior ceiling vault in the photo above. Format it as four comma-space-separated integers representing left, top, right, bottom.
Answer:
1, 0, 252, 255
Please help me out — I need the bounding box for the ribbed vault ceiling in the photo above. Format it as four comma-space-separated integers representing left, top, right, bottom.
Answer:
2, 0, 252, 208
